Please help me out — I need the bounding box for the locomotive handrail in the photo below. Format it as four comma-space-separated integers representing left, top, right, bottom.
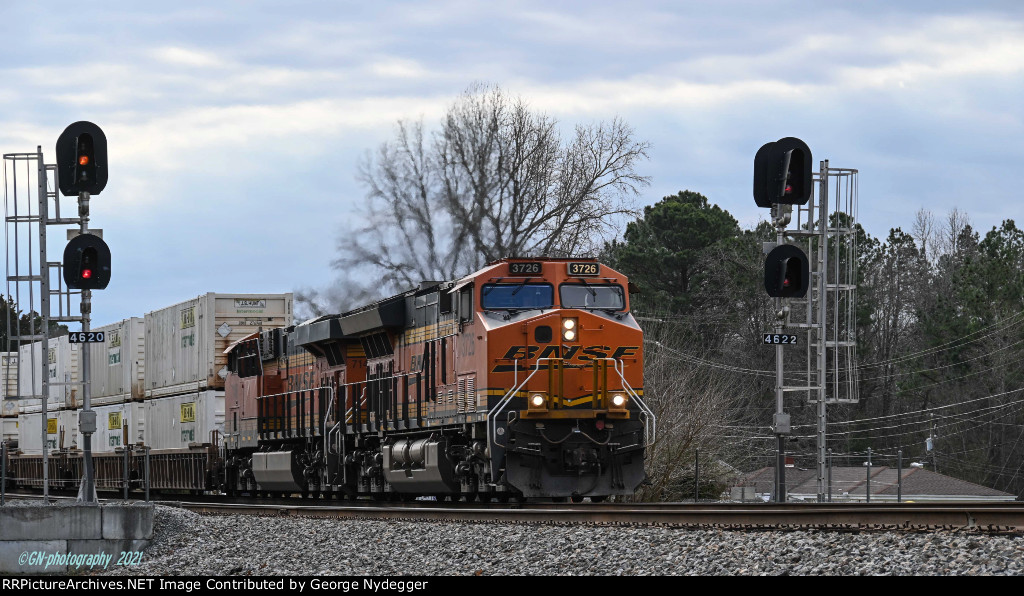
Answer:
323, 385, 336, 441
326, 421, 343, 457
609, 358, 657, 446
344, 387, 367, 425
489, 357, 548, 449
335, 372, 417, 425
487, 357, 656, 450
320, 386, 338, 461
256, 386, 334, 439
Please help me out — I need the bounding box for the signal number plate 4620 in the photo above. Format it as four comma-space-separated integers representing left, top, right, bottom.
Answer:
763, 334, 797, 345
69, 331, 105, 343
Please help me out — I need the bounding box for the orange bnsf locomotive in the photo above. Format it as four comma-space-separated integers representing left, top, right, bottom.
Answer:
222, 258, 654, 501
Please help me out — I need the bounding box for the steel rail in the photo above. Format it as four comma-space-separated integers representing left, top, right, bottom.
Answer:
170, 500, 1024, 532
5, 490, 1022, 531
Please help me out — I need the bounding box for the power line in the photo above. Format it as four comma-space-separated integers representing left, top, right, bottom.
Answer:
856, 336, 1024, 382
856, 309, 1024, 370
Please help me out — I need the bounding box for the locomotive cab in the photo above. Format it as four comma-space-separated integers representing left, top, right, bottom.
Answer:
465, 259, 653, 499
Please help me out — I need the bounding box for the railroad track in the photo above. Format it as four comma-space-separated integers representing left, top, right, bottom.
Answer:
174, 501, 1024, 533
6, 490, 1023, 532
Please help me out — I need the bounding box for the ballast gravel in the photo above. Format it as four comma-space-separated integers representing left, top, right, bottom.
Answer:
98, 505, 1024, 576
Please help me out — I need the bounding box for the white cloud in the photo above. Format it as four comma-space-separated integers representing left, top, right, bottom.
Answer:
0, 1, 1022, 324
368, 58, 431, 80
152, 46, 228, 68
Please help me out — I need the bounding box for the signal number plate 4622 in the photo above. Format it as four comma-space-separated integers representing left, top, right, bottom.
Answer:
763, 334, 797, 345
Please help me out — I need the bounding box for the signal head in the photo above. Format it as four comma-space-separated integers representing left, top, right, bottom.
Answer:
764, 244, 809, 298
56, 121, 108, 196
63, 234, 111, 290
754, 137, 812, 207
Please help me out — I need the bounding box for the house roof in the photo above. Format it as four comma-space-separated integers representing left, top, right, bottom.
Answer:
740, 466, 1015, 499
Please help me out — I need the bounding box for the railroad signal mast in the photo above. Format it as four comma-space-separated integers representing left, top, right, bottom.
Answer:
54, 121, 112, 503
753, 137, 859, 503
1, 122, 112, 502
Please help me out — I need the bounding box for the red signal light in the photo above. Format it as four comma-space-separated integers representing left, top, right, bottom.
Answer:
81, 269, 93, 279
78, 155, 90, 166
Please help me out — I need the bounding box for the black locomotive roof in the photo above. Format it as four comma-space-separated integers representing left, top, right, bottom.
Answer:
292, 315, 346, 348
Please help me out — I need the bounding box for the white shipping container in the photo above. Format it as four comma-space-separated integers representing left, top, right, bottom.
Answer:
91, 401, 146, 452
17, 398, 73, 415
2, 416, 16, 444
144, 390, 223, 450
1, 352, 18, 398
18, 337, 81, 408
17, 409, 79, 453
87, 317, 146, 402
2, 352, 18, 443
145, 293, 292, 397
3, 394, 18, 444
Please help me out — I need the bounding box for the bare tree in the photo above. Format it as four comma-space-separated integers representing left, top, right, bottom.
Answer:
938, 207, 971, 256
912, 208, 936, 262
630, 323, 741, 502
311, 84, 649, 311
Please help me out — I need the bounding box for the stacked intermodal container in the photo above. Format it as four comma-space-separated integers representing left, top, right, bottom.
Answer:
1, 352, 19, 443
144, 293, 293, 398
88, 317, 146, 406
17, 410, 79, 452
91, 401, 145, 452
12, 293, 292, 454
17, 336, 81, 411
141, 293, 292, 450
15, 336, 82, 452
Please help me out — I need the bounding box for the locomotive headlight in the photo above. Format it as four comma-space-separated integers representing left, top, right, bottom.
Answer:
529, 393, 548, 411
610, 393, 627, 409
562, 318, 578, 341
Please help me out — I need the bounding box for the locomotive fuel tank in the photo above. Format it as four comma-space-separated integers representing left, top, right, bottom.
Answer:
252, 450, 305, 492
382, 437, 459, 493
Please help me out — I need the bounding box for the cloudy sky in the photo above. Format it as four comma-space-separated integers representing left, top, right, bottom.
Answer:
1, 1, 1021, 326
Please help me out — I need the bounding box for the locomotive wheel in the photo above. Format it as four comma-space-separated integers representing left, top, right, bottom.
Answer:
591, 495, 607, 503
570, 495, 584, 504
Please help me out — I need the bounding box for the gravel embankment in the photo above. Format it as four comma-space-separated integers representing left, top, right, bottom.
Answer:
98, 505, 1024, 576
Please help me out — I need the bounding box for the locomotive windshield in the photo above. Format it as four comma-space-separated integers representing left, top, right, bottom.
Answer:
559, 284, 625, 310
481, 283, 554, 310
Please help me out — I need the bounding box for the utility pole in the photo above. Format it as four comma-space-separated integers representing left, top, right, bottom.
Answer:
929, 414, 938, 473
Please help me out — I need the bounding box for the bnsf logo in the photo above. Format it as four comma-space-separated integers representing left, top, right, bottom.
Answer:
289, 370, 316, 391
493, 345, 639, 372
